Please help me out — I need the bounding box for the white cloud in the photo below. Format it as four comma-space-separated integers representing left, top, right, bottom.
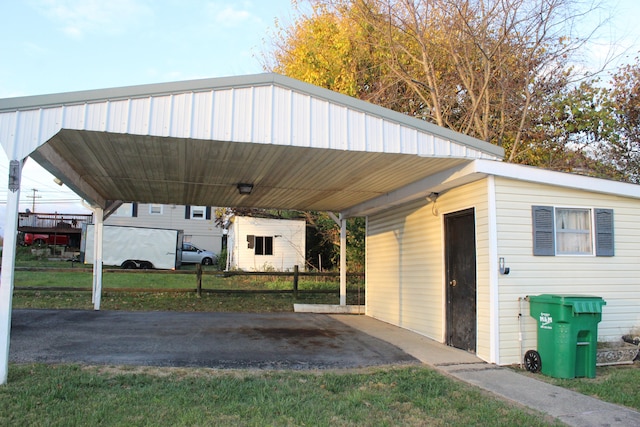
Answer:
205, 1, 262, 29
30, 0, 153, 38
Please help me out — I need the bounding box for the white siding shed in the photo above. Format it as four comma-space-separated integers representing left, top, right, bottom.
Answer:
226, 216, 306, 271
364, 159, 640, 366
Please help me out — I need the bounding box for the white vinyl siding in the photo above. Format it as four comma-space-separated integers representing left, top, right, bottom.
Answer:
227, 217, 305, 271
493, 177, 640, 365
367, 179, 491, 361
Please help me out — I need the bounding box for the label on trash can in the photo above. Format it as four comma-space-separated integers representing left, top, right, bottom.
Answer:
539, 312, 553, 329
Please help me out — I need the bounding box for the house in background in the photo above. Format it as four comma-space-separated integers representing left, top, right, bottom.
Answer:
226, 216, 306, 271
105, 203, 223, 256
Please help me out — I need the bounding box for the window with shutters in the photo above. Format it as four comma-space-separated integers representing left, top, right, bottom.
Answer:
190, 206, 205, 219
532, 206, 614, 256
185, 206, 211, 220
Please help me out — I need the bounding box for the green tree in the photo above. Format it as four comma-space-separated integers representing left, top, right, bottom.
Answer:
265, 0, 610, 165
603, 57, 640, 182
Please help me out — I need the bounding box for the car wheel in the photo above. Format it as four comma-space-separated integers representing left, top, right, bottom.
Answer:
202, 257, 213, 266
34, 239, 46, 246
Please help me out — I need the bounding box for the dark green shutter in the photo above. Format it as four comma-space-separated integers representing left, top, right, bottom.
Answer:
532, 206, 554, 256
595, 209, 614, 256
206, 207, 212, 220
185, 205, 190, 219
132, 203, 138, 217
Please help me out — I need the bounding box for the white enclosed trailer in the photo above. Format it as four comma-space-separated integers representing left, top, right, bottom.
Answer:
82, 224, 183, 270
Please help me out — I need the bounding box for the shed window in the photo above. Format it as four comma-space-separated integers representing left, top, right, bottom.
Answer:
555, 208, 592, 255
254, 236, 273, 256
532, 206, 614, 256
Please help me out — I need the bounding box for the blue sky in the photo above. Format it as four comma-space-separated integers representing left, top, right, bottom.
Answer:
0, 0, 639, 235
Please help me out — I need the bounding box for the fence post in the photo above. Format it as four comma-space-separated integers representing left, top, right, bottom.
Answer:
293, 265, 299, 299
196, 264, 202, 297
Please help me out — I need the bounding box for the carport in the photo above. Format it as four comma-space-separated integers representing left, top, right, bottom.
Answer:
0, 73, 503, 383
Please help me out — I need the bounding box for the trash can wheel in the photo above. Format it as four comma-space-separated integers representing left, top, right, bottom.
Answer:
524, 350, 541, 373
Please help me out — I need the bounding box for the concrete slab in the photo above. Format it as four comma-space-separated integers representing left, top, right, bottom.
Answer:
9, 309, 418, 370
293, 303, 365, 314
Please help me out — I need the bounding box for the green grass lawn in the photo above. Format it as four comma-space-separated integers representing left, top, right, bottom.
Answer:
1, 364, 563, 427
5, 255, 639, 424
12, 268, 365, 311
518, 364, 640, 412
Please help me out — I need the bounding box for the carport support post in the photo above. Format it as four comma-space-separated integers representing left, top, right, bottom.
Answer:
0, 161, 22, 385
340, 215, 347, 306
92, 207, 104, 310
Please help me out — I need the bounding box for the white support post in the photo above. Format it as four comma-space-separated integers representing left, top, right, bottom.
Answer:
92, 208, 104, 310
0, 168, 22, 385
340, 215, 347, 306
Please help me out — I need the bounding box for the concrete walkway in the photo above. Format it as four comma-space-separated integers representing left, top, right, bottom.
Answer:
332, 314, 640, 427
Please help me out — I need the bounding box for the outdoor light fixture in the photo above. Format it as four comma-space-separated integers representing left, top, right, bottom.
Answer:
53, 177, 63, 186
426, 192, 439, 203
237, 183, 254, 195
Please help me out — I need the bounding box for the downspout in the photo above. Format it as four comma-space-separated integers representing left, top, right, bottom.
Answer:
487, 175, 500, 364
92, 207, 104, 310
0, 159, 24, 385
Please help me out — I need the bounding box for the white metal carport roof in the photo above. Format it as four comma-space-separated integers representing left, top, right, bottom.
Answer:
0, 73, 503, 213
0, 73, 504, 384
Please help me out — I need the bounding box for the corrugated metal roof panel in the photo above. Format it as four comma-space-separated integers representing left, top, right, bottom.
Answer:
1, 73, 504, 212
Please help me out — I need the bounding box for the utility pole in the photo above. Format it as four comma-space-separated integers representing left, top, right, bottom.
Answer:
26, 188, 40, 212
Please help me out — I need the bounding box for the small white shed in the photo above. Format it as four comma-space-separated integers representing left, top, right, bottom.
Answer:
358, 159, 640, 366
226, 216, 306, 271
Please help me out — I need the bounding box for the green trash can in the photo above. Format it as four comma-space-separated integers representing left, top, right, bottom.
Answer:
527, 294, 606, 379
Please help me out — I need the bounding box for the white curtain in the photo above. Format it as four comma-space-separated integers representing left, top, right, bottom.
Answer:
555, 208, 592, 254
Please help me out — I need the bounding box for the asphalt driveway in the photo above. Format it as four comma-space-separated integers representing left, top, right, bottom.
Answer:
9, 309, 418, 370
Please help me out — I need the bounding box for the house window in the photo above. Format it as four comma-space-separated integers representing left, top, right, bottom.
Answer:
149, 204, 163, 215
185, 206, 211, 220
248, 235, 273, 255
532, 206, 614, 256
191, 206, 206, 220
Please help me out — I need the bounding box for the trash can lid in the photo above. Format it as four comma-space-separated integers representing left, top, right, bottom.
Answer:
528, 294, 606, 313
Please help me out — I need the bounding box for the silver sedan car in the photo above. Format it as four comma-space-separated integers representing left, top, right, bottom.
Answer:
181, 242, 217, 266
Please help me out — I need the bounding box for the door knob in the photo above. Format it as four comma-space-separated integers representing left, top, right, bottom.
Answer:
450, 279, 457, 287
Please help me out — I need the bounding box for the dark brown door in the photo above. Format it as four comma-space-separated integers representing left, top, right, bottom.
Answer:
444, 208, 477, 352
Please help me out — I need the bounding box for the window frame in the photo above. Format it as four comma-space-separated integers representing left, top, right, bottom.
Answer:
149, 204, 163, 215
190, 206, 206, 220
554, 207, 593, 256
254, 236, 274, 256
